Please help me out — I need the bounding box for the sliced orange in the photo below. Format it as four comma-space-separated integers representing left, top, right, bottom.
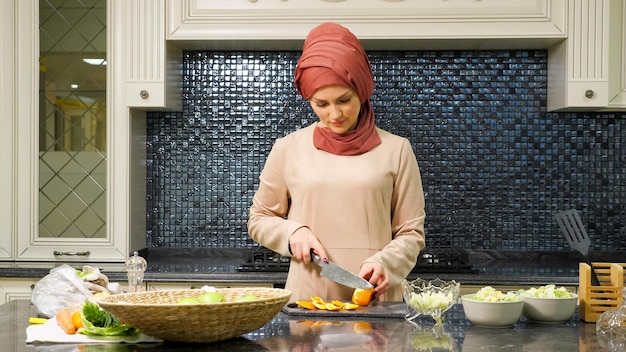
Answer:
324, 303, 341, 311
310, 296, 325, 304
295, 300, 317, 310
352, 288, 375, 306
331, 300, 345, 308
342, 303, 359, 310
312, 301, 328, 310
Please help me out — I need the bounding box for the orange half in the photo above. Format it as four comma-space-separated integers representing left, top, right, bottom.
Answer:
352, 288, 374, 306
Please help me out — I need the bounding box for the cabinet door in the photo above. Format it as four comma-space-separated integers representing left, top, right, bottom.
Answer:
5, 0, 135, 261
0, 279, 38, 304
122, 0, 182, 110
166, 0, 566, 47
548, 0, 626, 111
0, 1, 15, 260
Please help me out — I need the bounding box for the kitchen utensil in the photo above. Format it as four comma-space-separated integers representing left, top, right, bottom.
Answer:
311, 251, 374, 289
554, 209, 601, 286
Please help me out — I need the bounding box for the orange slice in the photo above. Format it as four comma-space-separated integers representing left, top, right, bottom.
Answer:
312, 301, 328, 310
295, 300, 317, 310
324, 303, 341, 311
331, 300, 345, 308
342, 303, 359, 310
310, 296, 326, 304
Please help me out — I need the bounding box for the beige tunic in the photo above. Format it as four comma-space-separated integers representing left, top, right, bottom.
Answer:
248, 123, 426, 302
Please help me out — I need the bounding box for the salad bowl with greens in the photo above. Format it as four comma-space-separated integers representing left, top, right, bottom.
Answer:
518, 285, 578, 323
402, 278, 460, 325
461, 286, 524, 328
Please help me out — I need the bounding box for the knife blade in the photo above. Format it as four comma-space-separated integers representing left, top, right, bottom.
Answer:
311, 252, 374, 289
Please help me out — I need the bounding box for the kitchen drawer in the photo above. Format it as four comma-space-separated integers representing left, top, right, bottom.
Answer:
0, 278, 38, 304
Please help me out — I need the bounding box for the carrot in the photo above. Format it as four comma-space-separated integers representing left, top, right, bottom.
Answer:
56, 309, 76, 334
72, 310, 84, 330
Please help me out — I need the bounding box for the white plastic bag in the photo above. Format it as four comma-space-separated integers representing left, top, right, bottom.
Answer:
31, 264, 94, 318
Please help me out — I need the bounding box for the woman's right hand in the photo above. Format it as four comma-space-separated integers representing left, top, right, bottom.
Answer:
289, 227, 328, 264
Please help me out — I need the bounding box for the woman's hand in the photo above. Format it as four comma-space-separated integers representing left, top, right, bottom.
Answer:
289, 227, 328, 264
359, 262, 389, 296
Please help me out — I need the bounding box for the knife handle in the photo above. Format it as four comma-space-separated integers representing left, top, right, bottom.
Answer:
310, 249, 322, 264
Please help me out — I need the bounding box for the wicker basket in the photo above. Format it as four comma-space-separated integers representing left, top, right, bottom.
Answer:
96, 287, 291, 343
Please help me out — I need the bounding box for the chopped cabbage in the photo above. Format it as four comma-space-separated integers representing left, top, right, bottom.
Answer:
408, 291, 454, 313
469, 286, 522, 302
519, 284, 574, 298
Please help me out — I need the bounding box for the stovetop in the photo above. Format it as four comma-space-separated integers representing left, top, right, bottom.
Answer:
237, 248, 291, 272
412, 249, 478, 274
237, 247, 477, 274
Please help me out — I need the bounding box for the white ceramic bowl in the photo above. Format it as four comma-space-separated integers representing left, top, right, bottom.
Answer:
461, 294, 524, 328
520, 293, 578, 323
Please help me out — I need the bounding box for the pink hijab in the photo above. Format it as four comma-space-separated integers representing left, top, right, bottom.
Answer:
295, 22, 381, 156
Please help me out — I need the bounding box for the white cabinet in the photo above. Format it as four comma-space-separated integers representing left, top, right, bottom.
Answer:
547, 0, 626, 111
0, 1, 16, 260
166, 0, 566, 50
164, 0, 625, 111
0, 279, 38, 304
120, 0, 182, 110
0, 0, 143, 261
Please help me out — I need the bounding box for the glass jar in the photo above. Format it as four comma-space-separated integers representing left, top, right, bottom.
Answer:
125, 251, 147, 292
596, 287, 626, 352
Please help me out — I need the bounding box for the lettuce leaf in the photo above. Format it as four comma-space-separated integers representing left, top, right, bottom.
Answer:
78, 300, 139, 336
78, 318, 139, 336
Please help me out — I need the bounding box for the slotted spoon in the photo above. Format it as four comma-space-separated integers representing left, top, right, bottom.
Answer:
554, 209, 601, 286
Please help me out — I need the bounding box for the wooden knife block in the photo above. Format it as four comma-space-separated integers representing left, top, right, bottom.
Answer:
578, 262, 625, 323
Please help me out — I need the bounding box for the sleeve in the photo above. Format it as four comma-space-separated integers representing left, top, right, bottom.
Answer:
365, 138, 426, 286
247, 138, 307, 256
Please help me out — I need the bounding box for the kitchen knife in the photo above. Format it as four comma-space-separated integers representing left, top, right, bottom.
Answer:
311, 252, 374, 289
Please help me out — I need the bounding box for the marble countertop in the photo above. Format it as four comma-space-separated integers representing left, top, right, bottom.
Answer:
1, 248, 624, 288
3, 299, 617, 351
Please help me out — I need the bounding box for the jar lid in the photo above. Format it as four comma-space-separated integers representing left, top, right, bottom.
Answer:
125, 251, 147, 272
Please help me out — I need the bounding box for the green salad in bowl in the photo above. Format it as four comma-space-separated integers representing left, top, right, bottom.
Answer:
469, 286, 523, 302
461, 286, 524, 328
518, 285, 578, 323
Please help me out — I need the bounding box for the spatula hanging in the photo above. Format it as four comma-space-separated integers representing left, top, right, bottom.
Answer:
554, 209, 601, 286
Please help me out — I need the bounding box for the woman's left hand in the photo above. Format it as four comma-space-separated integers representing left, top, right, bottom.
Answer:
358, 262, 389, 296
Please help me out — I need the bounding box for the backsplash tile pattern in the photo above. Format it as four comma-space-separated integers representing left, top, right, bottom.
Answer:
146, 50, 626, 251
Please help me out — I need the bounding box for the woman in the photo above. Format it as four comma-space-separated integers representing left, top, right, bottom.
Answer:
248, 22, 425, 303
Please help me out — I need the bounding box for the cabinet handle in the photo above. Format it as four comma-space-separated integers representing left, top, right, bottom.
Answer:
140, 90, 149, 99
53, 251, 91, 257
585, 90, 595, 98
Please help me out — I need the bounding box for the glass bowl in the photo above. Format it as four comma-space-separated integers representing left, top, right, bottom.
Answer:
402, 278, 460, 325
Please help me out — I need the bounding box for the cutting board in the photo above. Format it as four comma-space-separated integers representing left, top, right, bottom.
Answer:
282, 301, 407, 319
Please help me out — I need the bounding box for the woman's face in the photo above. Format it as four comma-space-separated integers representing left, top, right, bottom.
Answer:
309, 85, 361, 135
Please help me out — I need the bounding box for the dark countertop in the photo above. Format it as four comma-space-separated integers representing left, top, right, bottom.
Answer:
1, 248, 624, 288
3, 299, 617, 351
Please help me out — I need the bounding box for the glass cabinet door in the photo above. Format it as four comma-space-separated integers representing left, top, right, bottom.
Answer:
7, 0, 132, 261
38, 0, 107, 241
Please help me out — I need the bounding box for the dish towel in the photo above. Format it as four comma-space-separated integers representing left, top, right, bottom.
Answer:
26, 318, 163, 344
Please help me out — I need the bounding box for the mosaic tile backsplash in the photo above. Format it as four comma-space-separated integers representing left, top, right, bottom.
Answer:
146, 50, 626, 252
